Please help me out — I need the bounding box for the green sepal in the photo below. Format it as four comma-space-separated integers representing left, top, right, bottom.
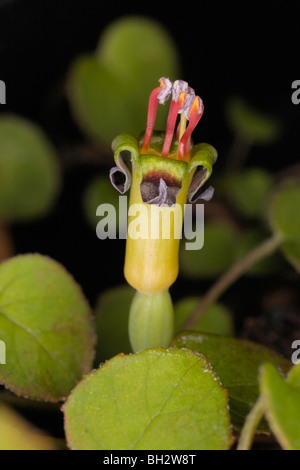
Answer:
112, 132, 139, 166
187, 143, 218, 202
189, 142, 217, 176
111, 133, 140, 193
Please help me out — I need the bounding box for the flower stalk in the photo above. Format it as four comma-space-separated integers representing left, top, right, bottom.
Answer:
129, 290, 174, 352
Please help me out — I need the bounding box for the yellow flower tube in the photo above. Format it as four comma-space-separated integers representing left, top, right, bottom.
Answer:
124, 157, 190, 295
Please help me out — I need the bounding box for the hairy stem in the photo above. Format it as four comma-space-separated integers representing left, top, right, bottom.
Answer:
237, 396, 265, 450
183, 234, 282, 330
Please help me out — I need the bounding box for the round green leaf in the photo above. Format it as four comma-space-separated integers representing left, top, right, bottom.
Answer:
67, 16, 180, 147
0, 402, 56, 450
226, 96, 282, 144
64, 348, 232, 450
0, 115, 60, 221
174, 296, 234, 336
172, 332, 290, 431
94, 285, 134, 364
96, 16, 179, 83
260, 363, 300, 450
221, 168, 273, 219
0, 254, 95, 401
269, 182, 300, 271
179, 221, 237, 279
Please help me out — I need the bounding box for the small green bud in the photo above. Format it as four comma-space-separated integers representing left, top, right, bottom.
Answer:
129, 290, 174, 353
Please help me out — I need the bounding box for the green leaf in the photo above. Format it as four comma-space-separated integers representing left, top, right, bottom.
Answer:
174, 296, 234, 336
0, 402, 56, 450
67, 16, 180, 147
287, 361, 300, 387
221, 168, 273, 219
0, 254, 95, 401
0, 115, 60, 221
269, 181, 300, 271
63, 348, 233, 450
94, 285, 134, 364
260, 363, 300, 450
179, 221, 237, 279
226, 96, 282, 144
172, 332, 290, 431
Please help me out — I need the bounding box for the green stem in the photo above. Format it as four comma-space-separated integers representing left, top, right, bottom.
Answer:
183, 234, 282, 330
128, 289, 174, 353
237, 396, 265, 450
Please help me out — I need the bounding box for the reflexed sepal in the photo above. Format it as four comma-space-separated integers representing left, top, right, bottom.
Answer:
110, 133, 140, 193
187, 142, 218, 202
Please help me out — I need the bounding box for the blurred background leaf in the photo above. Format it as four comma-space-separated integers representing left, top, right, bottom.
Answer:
0, 402, 56, 450
174, 296, 234, 336
226, 96, 282, 145
179, 220, 238, 279
218, 168, 273, 220
67, 16, 181, 148
269, 180, 300, 272
0, 115, 61, 222
82, 174, 127, 230
234, 228, 282, 275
